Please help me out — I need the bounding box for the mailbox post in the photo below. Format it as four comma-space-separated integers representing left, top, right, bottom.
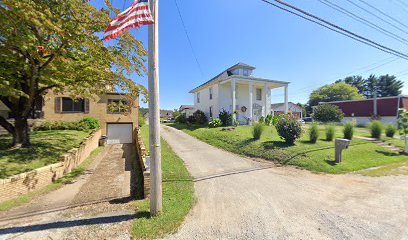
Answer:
335, 139, 350, 163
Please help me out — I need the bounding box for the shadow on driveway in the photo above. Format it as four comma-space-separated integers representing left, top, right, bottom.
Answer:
0, 214, 136, 235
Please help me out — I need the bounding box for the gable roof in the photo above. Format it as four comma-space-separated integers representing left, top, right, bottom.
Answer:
179, 105, 194, 111
189, 63, 256, 93
271, 102, 302, 112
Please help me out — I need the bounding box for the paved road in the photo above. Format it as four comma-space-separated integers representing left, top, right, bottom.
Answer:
0, 144, 138, 240
161, 125, 408, 240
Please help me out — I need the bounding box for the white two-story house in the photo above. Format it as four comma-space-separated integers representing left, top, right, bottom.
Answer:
190, 63, 289, 124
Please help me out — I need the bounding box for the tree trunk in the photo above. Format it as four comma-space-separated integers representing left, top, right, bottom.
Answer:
13, 117, 30, 147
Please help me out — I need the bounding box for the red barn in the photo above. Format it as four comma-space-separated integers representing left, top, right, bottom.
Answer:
319, 95, 408, 126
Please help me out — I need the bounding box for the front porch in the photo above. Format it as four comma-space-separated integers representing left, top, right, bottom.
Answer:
218, 76, 289, 124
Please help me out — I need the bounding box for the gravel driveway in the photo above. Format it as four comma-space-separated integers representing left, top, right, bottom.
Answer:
0, 144, 138, 240
161, 125, 408, 240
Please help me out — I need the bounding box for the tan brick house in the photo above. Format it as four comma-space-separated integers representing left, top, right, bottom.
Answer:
42, 91, 139, 144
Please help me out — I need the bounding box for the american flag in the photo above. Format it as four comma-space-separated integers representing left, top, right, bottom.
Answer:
104, 0, 154, 41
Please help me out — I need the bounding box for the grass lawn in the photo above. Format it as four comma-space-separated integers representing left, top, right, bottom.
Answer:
132, 125, 194, 239
0, 146, 104, 211
0, 130, 90, 179
168, 123, 408, 174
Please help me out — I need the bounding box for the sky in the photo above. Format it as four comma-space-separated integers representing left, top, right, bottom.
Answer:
91, 0, 408, 110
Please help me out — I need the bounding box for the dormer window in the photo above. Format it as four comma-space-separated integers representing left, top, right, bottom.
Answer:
243, 69, 249, 76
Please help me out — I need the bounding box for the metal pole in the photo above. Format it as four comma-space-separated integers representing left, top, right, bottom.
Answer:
373, 89, 378, 117
148, 0, 162, 216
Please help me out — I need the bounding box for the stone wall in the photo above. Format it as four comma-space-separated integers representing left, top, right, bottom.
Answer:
0, 129, 102, 203
134, 128, 150, 198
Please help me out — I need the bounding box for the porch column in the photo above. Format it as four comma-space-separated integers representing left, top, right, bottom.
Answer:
265, 83, 271, 116
232, 79, 236, 121
284, 85, 289, 114
249, 80, 253, 125
263, 83, 268, 116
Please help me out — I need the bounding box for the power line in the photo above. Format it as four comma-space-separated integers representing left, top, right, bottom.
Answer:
317, 0, 408, 45
345, 0, 408, 35
271, 57, 399, 98
173, 0, 205, 78
355, 0, 408, 30
259, 0, 408, 60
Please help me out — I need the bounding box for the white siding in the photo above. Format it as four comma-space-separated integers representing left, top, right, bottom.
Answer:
194, 84, 219, 120
342, 116, 398, 126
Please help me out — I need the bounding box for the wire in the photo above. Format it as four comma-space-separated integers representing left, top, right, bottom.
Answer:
271, 57, 400, 98
345, 0, 408, 35
317, 0, 408, 45
259, 0, 408, 60
355, 0, 408, 30
173, 0, 205, 78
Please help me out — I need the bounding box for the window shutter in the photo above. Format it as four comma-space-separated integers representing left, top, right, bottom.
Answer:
55, 97, 61, 113
107, 99, 112, 113
84, 99, 90, 113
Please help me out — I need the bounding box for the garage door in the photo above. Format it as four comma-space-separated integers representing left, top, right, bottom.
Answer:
107, 123, 133, 144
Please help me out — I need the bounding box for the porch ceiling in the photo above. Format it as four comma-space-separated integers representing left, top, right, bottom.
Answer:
221, 76, 289, 89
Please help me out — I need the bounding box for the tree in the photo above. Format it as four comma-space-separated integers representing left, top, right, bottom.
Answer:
308, 82, 363, 107
0, 0, 147, 147
364, 74, 378, 98
336, 75, 366, 95
312, 104, 344, 123
377, 74, 404, 97
337, 74, 404, 98
398, 108, 408, 154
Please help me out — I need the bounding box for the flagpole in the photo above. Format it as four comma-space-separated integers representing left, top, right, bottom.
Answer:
148, 0, 162, 216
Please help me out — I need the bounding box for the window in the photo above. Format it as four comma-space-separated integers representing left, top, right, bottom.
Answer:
256, 88, 262, 101
62, 97, 85, 112
209, 88, 213, 100
197, 92, 200, 103
209, 106, 213, 117
108, 99, 129, 113
243, 69, 249, 76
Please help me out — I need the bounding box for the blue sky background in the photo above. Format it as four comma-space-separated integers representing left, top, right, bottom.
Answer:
91, 0, 408, 110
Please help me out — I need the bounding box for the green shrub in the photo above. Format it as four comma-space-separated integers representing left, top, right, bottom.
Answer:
176, 114, 187, 123
309, 124, 319, 143
193, 110, 207, 125
259, 116, 265, 124
325, 125, 335, 141
369, 120, 383, 139
79, 117, 100, 129
275, 116, 302, 144
272, 115, 283, 126
138, 115, 145, 127
33, 121, 89, 131
187, 115, 196, 124
312, 104, 344, 123
252, 123, 264, 140
219, 109, 232, 126
385, 124, 396, 138
264, 114, 273, 126
343, 122, 354, 140
208, 117, 222, 128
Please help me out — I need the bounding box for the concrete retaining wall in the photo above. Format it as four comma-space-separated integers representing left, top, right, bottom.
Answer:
0, 129, 102, 203
134, 128, 150, 198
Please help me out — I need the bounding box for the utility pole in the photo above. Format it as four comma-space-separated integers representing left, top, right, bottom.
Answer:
148, 0, 162, 216
373, 88, 378, 117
